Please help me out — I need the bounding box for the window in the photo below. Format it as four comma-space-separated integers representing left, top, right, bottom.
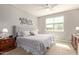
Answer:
46, 16, 64, 32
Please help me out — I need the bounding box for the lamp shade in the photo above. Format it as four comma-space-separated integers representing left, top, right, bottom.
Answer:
75, 27, 79, 30
2, 28, 8, 33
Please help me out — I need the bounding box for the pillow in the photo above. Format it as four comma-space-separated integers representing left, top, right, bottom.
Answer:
29, 31, 35, 35
23, 31, 30, 37
18, 31, 24, 36
30, 30, 38, 35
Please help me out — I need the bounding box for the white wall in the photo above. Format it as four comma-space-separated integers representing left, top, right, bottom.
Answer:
0, 4, 37, 35
37, 9, 79, 42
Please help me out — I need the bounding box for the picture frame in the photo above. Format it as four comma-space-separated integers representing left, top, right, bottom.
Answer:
19, 17, 33, 25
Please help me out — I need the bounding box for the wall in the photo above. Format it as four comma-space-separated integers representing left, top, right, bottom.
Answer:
0, 4, 37, 35
37, 9, 79, 42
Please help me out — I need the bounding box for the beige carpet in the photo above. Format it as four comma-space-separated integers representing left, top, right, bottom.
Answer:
46, 42, 76, 55
2, 42, 76, 55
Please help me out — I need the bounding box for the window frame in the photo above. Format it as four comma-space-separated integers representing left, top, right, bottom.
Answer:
46, 16, 64, 32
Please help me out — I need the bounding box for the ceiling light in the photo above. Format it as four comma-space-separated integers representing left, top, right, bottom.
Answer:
44, 4, 57, 9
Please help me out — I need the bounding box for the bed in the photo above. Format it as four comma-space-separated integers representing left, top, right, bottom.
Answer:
16, 34, 53, 55
14, 26, 53, 54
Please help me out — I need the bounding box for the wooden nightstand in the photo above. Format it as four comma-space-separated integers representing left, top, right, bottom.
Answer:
0, 38, 16, 54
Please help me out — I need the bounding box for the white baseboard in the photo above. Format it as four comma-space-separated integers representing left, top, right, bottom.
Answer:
54, 39, 71, 43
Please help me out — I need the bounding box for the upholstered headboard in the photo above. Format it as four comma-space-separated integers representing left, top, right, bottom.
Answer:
12, 25, 34, 37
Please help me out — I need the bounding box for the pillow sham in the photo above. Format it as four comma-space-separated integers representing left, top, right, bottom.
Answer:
18, 31, 24, 36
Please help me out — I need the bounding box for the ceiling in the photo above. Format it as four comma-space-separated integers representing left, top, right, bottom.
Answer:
12, 4, 79, 17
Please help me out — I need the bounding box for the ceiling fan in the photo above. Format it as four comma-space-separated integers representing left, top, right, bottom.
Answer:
40, 4, 57, 10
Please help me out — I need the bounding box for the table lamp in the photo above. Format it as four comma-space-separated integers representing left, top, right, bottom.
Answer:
2, 28, 8, 38
75, 27, 79, 35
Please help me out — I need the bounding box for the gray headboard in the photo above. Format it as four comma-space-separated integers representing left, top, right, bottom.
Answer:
12, 25, 34, 37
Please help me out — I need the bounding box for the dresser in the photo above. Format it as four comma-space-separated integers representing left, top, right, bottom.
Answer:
71, 34, 79, 54
0, 38, 16, 54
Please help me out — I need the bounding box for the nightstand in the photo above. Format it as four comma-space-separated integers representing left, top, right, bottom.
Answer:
0, 38, 16, 54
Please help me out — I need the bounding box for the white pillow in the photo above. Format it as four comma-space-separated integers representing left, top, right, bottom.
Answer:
18, 31, 24, 36
23, 31, 30, 37
33, 31, 38, 35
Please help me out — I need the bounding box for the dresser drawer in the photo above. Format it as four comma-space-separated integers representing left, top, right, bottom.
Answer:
0, 41, 5, 44
0, 38, 16, 52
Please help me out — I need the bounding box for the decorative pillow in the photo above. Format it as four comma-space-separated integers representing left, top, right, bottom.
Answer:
30, 30, 38, 35
29, 31, 35, 35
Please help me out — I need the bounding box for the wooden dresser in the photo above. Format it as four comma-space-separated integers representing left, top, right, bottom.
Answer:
0, 38, 16, 54
71, 34, 79, 54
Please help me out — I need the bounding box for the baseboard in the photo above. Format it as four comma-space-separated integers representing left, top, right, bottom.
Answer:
54, 39, 71, 43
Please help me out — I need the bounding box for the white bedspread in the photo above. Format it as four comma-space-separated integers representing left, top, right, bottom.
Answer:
16, 34, 53, 55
